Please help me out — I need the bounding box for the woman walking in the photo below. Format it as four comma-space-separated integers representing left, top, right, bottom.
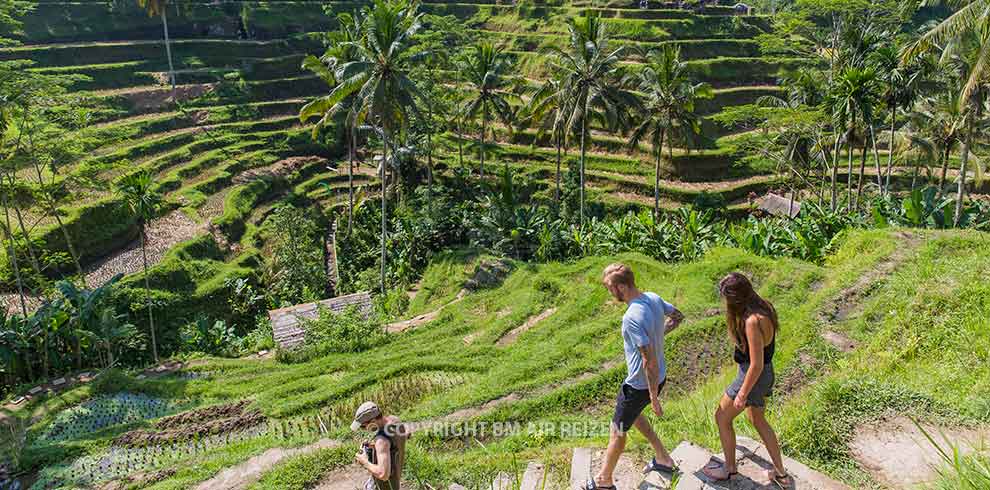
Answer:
702, 272, 792, 488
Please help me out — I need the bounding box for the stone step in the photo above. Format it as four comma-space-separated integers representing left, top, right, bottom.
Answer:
571, 448, 594, 490
702, 437, 850, 490
570, 446, 679, 490
669, 441, 717, 490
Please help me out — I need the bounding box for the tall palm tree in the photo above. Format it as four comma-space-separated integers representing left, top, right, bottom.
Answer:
319, 0, 421, 294
869, 42, 924, 194
115, 171, 161, 363
458, 41, 518, 178
137, 0, 177, 99
549, 12, 637, 225
300, 10, 363, 236
829, 66, 879, 211
906, 4, 990, 226
526, 75, 573, 204
629, 45, 713, 218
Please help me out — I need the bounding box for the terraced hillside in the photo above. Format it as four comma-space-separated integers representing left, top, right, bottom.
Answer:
3, 229, 988, 489
0, 0, 807, 311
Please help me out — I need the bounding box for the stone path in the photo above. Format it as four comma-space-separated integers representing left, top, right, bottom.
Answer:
310, 464, 370, 490
570, 437, 849, 490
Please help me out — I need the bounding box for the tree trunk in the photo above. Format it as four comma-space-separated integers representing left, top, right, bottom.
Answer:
141, 223, 158, 363
937, 146, 951, 199
480, 114, 487, 179
457, 120, 464, 171
380, 137, 388, 296
869, 124, 883, 192
554, 132, 562, 204
11, 199, 42, 278
856, 133, 868, 210
1, 194, 27, 317
830, 133, 842, 211
885, 100, 896, 194
579, 112, 587, 226
161, 10, 177, 101
954, 118, 973, 227
347, 125, 354, 237
654, 130, 666, 219
846, 126, 855, 212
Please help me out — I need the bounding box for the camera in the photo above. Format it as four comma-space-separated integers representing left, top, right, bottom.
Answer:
362, 442, 376, 463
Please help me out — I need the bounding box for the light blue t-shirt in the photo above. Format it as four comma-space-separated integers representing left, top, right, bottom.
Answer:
622, 292, 675, 390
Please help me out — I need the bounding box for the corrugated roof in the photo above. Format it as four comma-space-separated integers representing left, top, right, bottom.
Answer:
756, 193, 801, 218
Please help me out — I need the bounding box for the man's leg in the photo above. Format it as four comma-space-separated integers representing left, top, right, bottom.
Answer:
594, 426, 627, 487
633, 415, 674, 467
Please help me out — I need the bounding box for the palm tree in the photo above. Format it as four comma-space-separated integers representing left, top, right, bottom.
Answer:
829, 66, 879, 211
869, 42, 924, 194
549, 11, 637, 225
905, 91, 965, 193
319, 0, 422, 294
458, 41, 518, 178
629, 45, 713, 218
300, 11, 363, 236
905, 5, 990, 226
526, 75, 573, 204
115, 171, 161, 363
137, 0, 177, 99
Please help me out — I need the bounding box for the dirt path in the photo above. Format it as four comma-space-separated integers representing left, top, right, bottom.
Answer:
496, 307, 557, 347
386, 289, 468, 334
850, 416, 989, 488
192, 439, 339, 490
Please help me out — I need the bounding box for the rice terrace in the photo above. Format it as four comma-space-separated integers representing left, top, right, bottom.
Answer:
1, 0, 990, 488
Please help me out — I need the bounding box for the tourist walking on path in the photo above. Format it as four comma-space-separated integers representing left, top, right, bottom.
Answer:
702, 272, 792, 487
352, 401, 408, 490
587, 263, 685, 490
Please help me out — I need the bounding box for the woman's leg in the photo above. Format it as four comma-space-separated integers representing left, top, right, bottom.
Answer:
745, 407, 787, 476
704, 394, 745, 479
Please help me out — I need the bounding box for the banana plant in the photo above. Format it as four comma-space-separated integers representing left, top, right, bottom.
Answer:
57, 274, 122, 369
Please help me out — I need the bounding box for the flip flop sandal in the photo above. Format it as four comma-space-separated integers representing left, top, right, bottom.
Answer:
767, 470, 793, 489
701, 461, 738, 482
643, 458, 679, 475
584, 479, 617, 490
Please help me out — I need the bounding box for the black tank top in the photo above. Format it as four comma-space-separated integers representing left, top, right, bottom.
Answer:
372, 424, 404, 490
733, 324, 776, 365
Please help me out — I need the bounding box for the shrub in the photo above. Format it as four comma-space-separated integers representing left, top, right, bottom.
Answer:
302, 305, 387, 355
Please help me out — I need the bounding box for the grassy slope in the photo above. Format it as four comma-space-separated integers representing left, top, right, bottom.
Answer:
6, 228, 989, 489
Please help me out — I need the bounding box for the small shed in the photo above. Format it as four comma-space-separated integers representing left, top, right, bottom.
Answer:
269, 291, 373, 350
755, 193, 802, 218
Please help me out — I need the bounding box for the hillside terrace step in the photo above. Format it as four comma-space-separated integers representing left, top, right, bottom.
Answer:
672, 438, 850, 490
571, 447, 677, 490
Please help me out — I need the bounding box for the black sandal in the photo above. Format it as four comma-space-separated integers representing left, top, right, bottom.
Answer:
643, 457, 679, 475
767, 470, 793, 489
584, 479, 617, 490
701, 461, 738, 482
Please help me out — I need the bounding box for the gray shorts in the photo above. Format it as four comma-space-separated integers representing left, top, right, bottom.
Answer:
726, 363, 775, 408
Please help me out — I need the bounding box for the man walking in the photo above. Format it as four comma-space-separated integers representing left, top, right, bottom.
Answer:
352, 401, 407, 490
587, 263, 685, 490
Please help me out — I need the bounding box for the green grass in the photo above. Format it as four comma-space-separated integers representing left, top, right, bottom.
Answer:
10, 228, 989, 489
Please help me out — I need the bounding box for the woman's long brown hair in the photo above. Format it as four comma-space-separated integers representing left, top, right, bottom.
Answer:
718, 272, 779, 352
